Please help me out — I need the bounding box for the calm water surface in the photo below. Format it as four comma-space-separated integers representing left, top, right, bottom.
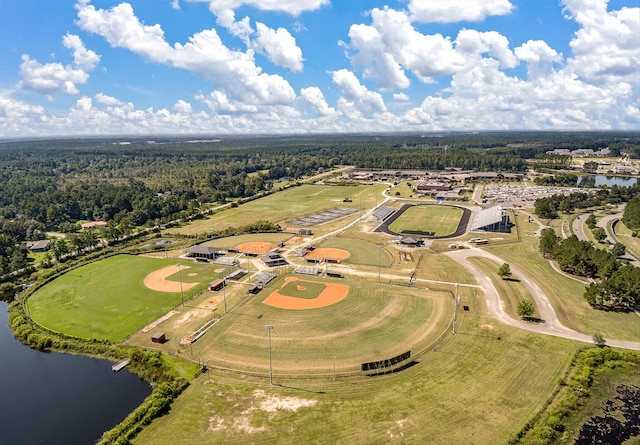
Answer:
0, 301, 151, 445
578, 175, 638, 187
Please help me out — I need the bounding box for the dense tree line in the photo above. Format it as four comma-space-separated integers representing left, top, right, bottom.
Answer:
534, 173, 578, 187
539, 229, 638, 310
622, 196, 640, 232
1, 132, 637, 276
534, 183, 640, 219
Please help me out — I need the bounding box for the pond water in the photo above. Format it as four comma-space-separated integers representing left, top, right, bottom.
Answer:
0, 301, 151, 445
578, 175, 638, 187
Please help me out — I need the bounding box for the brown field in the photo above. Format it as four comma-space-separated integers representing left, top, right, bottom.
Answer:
262, 276, 349, 310
236, 241, 278, 254
304, 247, 350, 262
143, 265, 198, 293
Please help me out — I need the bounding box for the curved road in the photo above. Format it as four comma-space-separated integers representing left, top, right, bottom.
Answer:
444, 248, 640, 351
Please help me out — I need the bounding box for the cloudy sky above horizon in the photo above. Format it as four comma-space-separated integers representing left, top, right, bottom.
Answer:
1, 0, 638, 137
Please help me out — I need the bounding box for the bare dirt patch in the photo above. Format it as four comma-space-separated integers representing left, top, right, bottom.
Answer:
236, 241, 278, 254
143, 264, 198, 293
304, 247, 350, 262
263, 276, 349, 310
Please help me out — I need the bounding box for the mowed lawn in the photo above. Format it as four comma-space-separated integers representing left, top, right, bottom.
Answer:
132, 314, 580, 445
168, 184, 369, 236
389, 205, 463, 236
189, 275, 452, 374
318, 237, 394, 267
28, 255, 220, 341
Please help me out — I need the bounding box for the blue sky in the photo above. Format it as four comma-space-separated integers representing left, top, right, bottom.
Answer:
1, 0, 638, 137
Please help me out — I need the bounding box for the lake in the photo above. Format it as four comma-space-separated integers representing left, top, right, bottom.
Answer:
0, 301, 151, 445
578, 175, 638, 187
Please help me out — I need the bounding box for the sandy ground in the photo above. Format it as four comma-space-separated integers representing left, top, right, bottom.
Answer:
143, 264, 199, 293
262, 276, 349, 310
304, 247, 350, 261
236, 242, 278, 254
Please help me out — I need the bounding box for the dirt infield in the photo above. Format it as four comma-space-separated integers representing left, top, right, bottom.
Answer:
143, 265, 198, 293
236, 241, 278, 254
263, 277, 349, 310
304, 248, 350, 262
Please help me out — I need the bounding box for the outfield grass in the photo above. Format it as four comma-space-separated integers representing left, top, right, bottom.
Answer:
187, 274, 451, 374
28, 255, 221, 341
487, 213, 640, 341
388, 205, 463, 236
278, 280, 327, 299
318, 237, 394, 267
132, 314, 580, 445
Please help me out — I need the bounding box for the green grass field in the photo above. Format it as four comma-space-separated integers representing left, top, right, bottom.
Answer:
468, 257, 539, 319
132, 314, 580, 445
183, 274, 451, 374
388, 205, 463, 236
168, 184, 382, 236
318, 237, 394, 267
487, 213, 640, 341
28, 255, 222, 341
279, 280, 327, 299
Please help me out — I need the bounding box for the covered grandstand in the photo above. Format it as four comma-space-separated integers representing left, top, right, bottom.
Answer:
471, 206, 511, 232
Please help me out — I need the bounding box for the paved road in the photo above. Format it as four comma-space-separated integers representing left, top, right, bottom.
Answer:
444, 248, 640, 351
598, 213, 640, 267
572, 213, 590, 241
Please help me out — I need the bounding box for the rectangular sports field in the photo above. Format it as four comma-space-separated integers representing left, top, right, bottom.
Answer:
388, 205, 463, 236
168, 184, 385, 236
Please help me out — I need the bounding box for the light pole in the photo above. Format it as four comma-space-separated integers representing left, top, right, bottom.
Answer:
176, 263, 184, 305
265, 324, 274, 385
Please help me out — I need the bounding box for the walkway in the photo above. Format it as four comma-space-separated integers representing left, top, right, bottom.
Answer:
445, 248, 640, 351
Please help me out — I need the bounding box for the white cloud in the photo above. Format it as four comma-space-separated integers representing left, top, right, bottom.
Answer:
190, 0, 329, 16
174, 99, 193, 114
346, 8, 514, 88
171, 0, 180, 9
514, 40, 562, 79
409, 0, 513, 23
252, 23, 303, 72
332, 69, 386, 118
18, 56, 89, 95
94, 92, 123, 106
75, 2, 172, 63
62, 33, 100, 71
76, 1, 296, 112
17, 33, 99, 95
562, 0, 639, 86
393, 92, 409, 101
300, 86, 338, 116
212, 8, 253, 44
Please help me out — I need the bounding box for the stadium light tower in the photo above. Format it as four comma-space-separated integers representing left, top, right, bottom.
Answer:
176, 263, 184, 305
265, 324, 275, 385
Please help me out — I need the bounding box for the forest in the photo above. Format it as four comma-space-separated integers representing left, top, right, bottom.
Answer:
0, 131, 638, 277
